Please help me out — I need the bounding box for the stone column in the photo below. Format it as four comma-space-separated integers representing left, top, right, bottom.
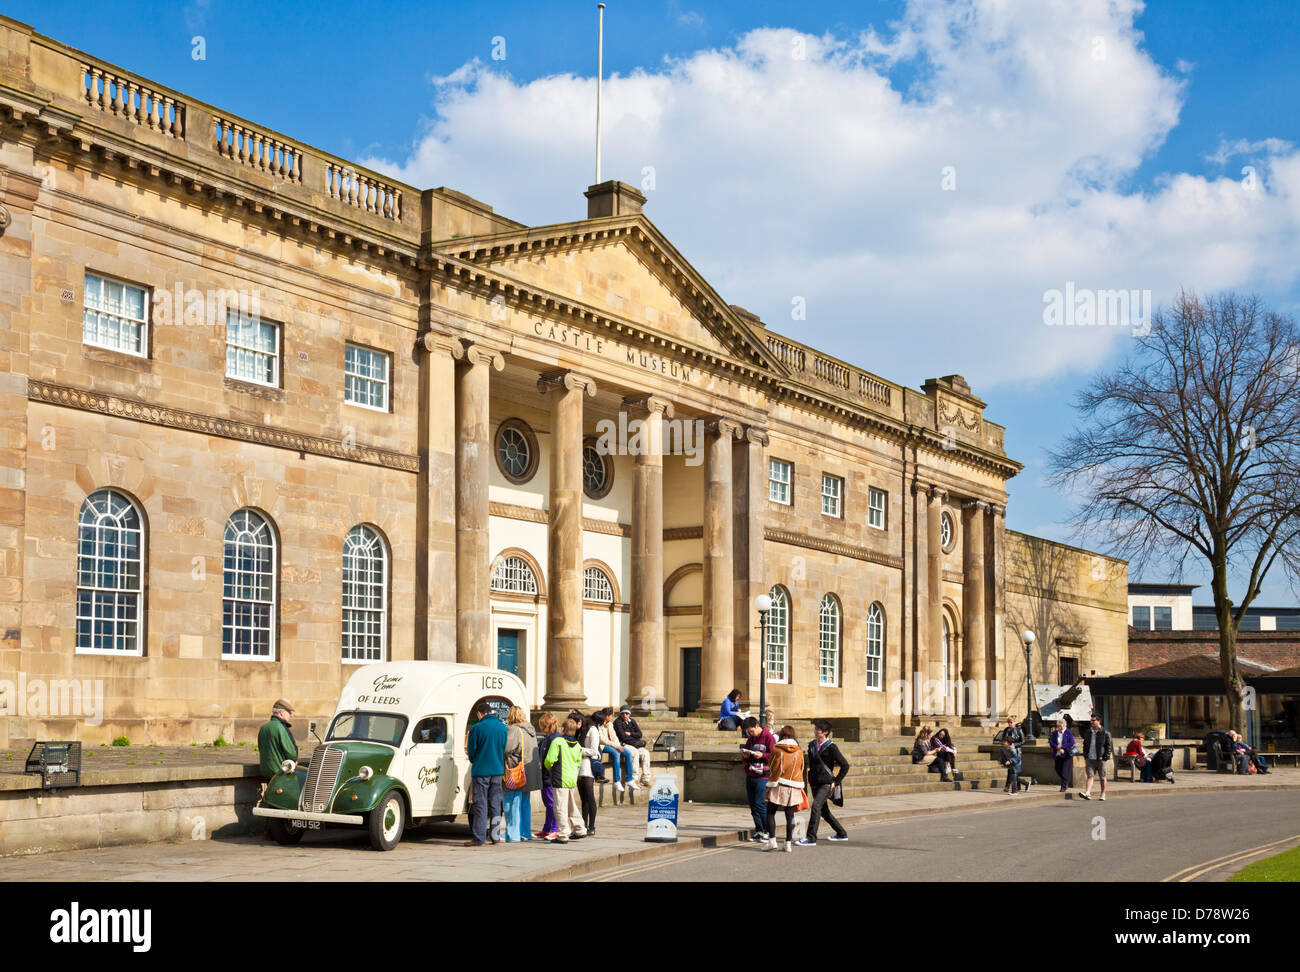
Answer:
699, 418, 742, 713
416, 331, 462, 661
539, 371, 597, 711
625, 393, 673, 713
927, 488, 947, 714
990, 502, 1007, 720
454, 344, 503, 666
907, 481, 929, 725
733, 427, 768, 708
962, 499, 989, 724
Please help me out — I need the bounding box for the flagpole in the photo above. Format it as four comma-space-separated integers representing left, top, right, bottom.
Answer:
596, 3, 605, 184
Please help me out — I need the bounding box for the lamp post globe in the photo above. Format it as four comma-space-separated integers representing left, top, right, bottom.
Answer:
755, 594, 772, 613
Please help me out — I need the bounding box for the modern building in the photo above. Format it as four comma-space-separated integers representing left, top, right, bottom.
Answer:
0, 18, 1128, 746
1127, 582, 1300, 632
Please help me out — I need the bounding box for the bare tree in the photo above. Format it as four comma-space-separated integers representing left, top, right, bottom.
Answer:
1050, 291, 1300, 732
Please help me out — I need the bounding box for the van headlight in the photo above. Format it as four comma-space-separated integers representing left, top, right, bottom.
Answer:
281, 759, 296, 774
358, 765, 374, 781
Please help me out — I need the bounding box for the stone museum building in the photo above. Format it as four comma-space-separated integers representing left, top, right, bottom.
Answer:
0, 18, 1129, 745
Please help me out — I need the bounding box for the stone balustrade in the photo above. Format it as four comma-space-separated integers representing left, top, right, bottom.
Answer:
213, 118, 303, 183
326, 162, 402, 220
765, 335, 806, 371
814, 355, 850, 388
766, 333, 893, 410
81, 64, 184, 137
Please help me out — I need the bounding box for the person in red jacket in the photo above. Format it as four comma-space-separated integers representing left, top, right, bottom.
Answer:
739, 716, 776, 841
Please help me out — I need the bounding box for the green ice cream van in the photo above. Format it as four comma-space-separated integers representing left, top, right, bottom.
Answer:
253, 661, 529, 851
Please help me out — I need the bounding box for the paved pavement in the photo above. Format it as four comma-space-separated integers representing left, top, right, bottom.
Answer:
580, 789, 1300, 882
2, 767, 1296, 881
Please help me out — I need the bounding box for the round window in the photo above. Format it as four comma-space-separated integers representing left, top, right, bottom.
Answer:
495, 419, 538, 484
940, 511, 956, 551
582, 440, 613, 499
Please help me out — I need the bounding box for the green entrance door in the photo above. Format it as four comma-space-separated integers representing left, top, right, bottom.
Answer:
496, 629, 521, 676
680, 646, 701, 716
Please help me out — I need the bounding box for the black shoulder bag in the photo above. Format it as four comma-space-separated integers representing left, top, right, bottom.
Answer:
813, 743, 844, 807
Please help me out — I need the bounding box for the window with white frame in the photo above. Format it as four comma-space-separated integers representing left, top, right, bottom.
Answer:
583, 566, 614, 603
222, 509, 276, 659
819, 594, 840, 687
868, 487, 887, 530
76, 489, 144, 655
769, 458, 792, 505
491, 556, 538, 595
344, 344, 390, 411
342, 525, 387, 663
866, 602, 884, 690
225, 310, 280, 386
766, 586, 789, 683
821, 473, 843, 518
83, 272, 148, 356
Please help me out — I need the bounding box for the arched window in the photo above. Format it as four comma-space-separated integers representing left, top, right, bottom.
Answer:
818, 594, 840, 687
343, 525, 387, 663
76, 489, 144, 655
866, 602, 884, 691
223, 509, 276, 659
766, 586, 789, 684
583, 566, 614, 603
491, 555, 538, 595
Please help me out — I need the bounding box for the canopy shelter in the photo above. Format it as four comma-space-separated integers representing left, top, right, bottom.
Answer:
1087, 655, 1300, 746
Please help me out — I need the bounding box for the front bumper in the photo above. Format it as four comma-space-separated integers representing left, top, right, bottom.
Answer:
253, 806, 364, 825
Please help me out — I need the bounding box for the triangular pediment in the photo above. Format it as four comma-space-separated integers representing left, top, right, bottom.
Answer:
432, 215, 783, 375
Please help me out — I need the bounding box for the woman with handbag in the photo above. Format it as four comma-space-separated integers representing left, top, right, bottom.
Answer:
503, 706, 540, 842
762, 726, 805, 853
1048, 718, 1076, 792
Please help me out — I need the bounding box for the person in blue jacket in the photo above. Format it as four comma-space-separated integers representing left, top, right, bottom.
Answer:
464, 701, 508, 846
718, 689, 745, 731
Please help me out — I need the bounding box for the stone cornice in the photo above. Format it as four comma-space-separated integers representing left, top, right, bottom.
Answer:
663, 526, 703, 542
27, 379, 421, 472
763, 527, 903, 570
488, 500, 633, 539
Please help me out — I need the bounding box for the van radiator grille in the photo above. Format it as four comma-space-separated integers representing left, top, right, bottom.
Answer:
299, 746, 344, 813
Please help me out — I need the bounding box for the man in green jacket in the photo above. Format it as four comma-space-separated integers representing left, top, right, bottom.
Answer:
258, 699, 299, 780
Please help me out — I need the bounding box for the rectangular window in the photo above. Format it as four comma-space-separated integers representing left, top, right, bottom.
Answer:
767, 594, 788, 684
768, 458, 792, 505
1153, 605, 1173, 630
821, 473, 843, 518
344, 343, 390, 411
868, 487, 887, 530
1132, 605, 1150, 630
83, 272, 148, 356
1059, 656, 1079, 685
225, 310, 280, 386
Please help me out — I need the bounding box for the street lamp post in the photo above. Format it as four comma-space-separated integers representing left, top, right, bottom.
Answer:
755, 593, 772, 732
1021, 629, 1037, 741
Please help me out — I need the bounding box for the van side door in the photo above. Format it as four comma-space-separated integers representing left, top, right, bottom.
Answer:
407, 715, 457, 816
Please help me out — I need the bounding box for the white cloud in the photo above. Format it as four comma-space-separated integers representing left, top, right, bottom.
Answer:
365, 0, 1300, 393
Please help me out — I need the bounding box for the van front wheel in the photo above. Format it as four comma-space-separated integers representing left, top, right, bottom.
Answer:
267, 817, 305, 845
368, 791, 405, 851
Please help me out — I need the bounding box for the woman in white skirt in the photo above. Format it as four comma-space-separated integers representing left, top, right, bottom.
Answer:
763, 726, 806, 852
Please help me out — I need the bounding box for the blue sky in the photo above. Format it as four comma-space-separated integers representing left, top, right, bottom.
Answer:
11, 0, 1300, 604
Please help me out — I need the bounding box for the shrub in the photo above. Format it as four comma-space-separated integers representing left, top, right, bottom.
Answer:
213, 736, 228, 748
112, 736, 130, 747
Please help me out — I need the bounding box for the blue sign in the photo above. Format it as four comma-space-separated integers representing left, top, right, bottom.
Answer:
645, 774, 679, 843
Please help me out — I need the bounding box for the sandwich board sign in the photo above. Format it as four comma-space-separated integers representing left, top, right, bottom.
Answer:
645, 773, 679, 843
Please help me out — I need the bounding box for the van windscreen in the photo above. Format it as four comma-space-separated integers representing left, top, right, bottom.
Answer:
327, 711, 408, 746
